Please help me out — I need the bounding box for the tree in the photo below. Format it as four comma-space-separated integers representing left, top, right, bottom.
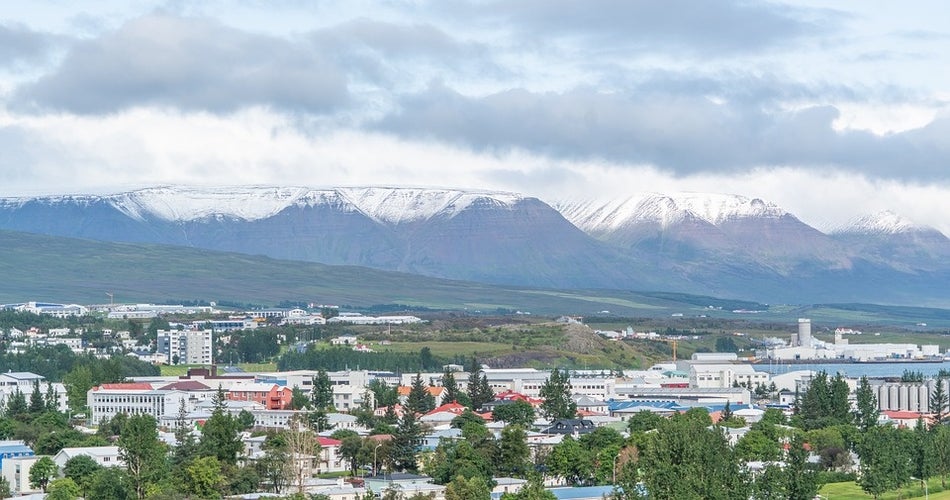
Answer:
391, 410, 424, 473
466, 359, 494, 411
501, 473, 557, 500
450, 409, 485, 429
405, 374, 435, 414
45, 477, 81, 500
184, 456, 224, 499
63, 454, 102, 498
171, 399, 198, 467
445, 475, 491, 500
289, 386, 309, 410
492, 401, 535, 428
5, 389, 26, 419
117, 413, 165, 500
855, 376, 879, 431
858, 425, 913, 499
627, 410, 664, 434
44, 382, 59, 413
442, 370, 470, 407
784, 434, 819, 500
934, 424, 950, 488
640, 412, 748, 499
539, 369, 576, 421
796, 371, 852, 430
546, 436, 593, 485
28, 381, 45, 414
200, 387, 243, 464
714, 336, 738, 353
912, 419, 935, 489
933, 377, 949, 424
256, 432, 290, 494
29, 456, 57, 492
85, 466, 132, 500
734, 429, 781, 462
496, 425, 531, 478
62, 365, 94, 415
311, 370, 334, 410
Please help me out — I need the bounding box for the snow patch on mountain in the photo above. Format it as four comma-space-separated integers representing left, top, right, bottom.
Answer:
557, 192, 789, 232
833, 210, 926, 235
2, 186, 527, 225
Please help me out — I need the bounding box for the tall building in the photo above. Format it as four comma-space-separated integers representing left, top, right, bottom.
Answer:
798, 319, 812, 347
157, 329, 213, 365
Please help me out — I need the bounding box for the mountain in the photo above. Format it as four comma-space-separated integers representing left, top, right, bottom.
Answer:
830, 210, 950, 272
557, 192, 853, 273
0, 186, 648, 290
2, 186, 948, 305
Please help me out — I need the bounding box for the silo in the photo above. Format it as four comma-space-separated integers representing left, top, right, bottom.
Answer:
889, 385, 900, 411
909, 385, 919, 411
877, 385, 889, 410
798, 319, 812, 347
920, 384, 931, 413
899, 385, 910, 410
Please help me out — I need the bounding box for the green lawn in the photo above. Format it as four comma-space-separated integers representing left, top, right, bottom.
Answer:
159, 362, 277, 376
820, 478, 950, 499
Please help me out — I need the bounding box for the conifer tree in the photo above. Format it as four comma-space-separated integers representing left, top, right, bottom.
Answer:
539, 369, 577, 421
932, 377, 949, 424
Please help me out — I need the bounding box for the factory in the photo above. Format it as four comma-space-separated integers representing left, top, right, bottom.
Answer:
761, 318, 941, 362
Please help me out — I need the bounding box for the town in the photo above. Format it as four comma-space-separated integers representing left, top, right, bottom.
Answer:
0, 300, 948, 499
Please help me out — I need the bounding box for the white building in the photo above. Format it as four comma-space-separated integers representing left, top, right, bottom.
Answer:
87, 383, 197, 424
689, 364, 770, 389
157, 329, 213, 365
1, 456, 43, 495
54, 446, 123, 469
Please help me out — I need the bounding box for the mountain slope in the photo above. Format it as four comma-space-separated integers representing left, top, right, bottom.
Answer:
831, 210, 950, 272
0, 186, 648, 290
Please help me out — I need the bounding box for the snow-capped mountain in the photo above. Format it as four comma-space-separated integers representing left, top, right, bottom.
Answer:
557, 192, 788, 233
557, 192, 851, 273
833, 210, 936, 236
1, 186, 948, 304
0, 186, 641, 290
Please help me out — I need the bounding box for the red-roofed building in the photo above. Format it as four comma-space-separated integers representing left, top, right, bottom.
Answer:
397, 386, 445, 407
315, 436, 345, 473
227, 382, 293, 410
880, 410, 930, 429
374, 404, 406, 419
492, 390, 543, 406
96, 383, 154, 391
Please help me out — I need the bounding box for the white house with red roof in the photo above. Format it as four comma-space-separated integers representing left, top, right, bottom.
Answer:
879, 410, 931, 429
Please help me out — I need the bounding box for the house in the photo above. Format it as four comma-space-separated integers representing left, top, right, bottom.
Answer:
54, 446, 123, 469
420, 402, 471, 425
0, 440, 34, 471
540, 419, 597, 436
228, 382, 293, 410
879, 410, 929, 429
316, 436, 344, 473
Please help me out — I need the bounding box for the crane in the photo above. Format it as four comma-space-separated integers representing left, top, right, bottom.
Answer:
105, 292, 114, 306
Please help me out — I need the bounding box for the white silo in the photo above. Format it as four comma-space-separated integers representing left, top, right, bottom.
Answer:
798, 319, 812, 348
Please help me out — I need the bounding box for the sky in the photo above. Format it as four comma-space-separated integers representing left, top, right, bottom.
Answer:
0, 1, 949, 233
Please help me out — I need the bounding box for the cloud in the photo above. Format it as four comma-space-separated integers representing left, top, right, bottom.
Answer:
0, 22, 55, 65
14, 13, 349, 114
450, 0, 835, 55
375, 82, 950, 182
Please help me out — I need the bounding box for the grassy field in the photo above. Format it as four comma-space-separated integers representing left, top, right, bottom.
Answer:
159, 362, 276, 377
820, 478, 950, 499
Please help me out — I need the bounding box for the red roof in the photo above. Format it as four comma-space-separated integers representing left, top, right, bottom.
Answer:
425, 402, 468, 417
493, 390, 543, 405
397, 386, 445, 397
883, 410, 925, 420
317, 437, 342, 446
159, 380, 211, 391
96, 383, 153, 391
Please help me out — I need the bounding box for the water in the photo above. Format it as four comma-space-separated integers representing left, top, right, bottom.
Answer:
759, 360, 950, 379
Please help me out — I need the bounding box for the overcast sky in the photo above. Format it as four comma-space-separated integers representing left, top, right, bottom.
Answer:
1, 1, 949, 233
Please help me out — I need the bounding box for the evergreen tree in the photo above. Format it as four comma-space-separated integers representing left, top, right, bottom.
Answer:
912, 419, 936, 488
496, 425, 530, 478
720, 401, 733, 422
289, 386, 309, 410
172, 399, 198, 467
391, 410, 424, 473
28, 381, 45, 414
466, 359, 494, 411
539, 369, 577, 421
44, 383, 59, 413
405, 374, 435, 414
199, 387, 243, 465
5, 389, 26, 419
932, 377, 949, 424
442, 370, 470, 406
311, 370, 333, 410
854, 376, 879, 431
858, 425, 913, 498
933, 424, 950, 488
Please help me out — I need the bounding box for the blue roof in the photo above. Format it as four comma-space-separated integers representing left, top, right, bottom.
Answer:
548, 486, 617, 500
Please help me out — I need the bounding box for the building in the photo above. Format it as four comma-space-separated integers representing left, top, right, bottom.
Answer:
1, 455, 43, 495
157, 329, 213, 365
54, 446, 123, 469
0, 440, 34, 469
227, 382, 293, 410
688, 364, 770, 389
87, 383, 195, 424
